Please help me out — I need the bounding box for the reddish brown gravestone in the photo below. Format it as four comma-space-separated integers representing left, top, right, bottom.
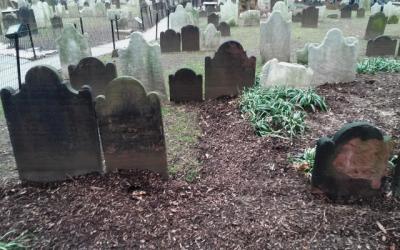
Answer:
366, 35, 397, 57
207, 13, 219, 27
160, 29, 181, 53
68, 57, 117, 97
181, 25, 200, 51
205, 41, 256, 99
217, 21, 231, 36
301, 6, 318, 28
169, 68, 203, 102
96, 76, 168, 178
0, 66, 103, 182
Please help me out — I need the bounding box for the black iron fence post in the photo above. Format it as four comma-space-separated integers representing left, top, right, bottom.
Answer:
155, 11, 159, 40
114, 15, 120, 40
148, 6, 153, 26
110, 19, 115, 50
79, 17, 84, 34
140, 7, 145, 30
14, 35, 21, 89
26, 24, 37, 60
167, 9, 170, 29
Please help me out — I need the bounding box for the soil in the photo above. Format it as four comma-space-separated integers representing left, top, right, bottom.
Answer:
1, 73, 400, 249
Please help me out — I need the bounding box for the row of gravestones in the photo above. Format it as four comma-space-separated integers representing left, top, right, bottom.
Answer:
292, 6, 319, 28
160, 25, 200, 52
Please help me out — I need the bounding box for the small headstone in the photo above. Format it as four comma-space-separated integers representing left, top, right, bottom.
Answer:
366, 35, 397, 57
326, 0, 339, 10
217, 21, 230, 36
292, 11, 302, 23
0, 66, 103, 182
340, 5, 352, 18
160, 29, 181, 53
240, 9, 260, 26
68, 57, 117, 97
96, 77, 168, 177
301, 6, 318, 28
364, 12, 387, 40
205, 41, 256, 99
359, 0, 370, 11
169, 68, 202, 102
220, 0, 238, 25
351, 3, 358, 10
387, 15, 399, 24
207, 12, 219, 27
202, 23, 221, 50
181, 25, 200, 51
312, 122, 392, 199
50, 15, 63, 29
356, 8, 365, 18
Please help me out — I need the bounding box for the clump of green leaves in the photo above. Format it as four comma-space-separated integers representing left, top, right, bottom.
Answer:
357, 57, 400, 74
292, 147, 316, 174
0, 231, 30, 250
240, 85, 328, 138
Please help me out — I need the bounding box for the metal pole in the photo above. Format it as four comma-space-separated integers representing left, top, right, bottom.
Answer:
115, 15, 119, 40
110, 19, 115, 50
155, 11, 158, 40
148, 6, 153, 26
140, 6, 145, 30
26, 24, 37, 60
167, 9, 170, 29
79, 17, 84, 34
15, 36, 21, 89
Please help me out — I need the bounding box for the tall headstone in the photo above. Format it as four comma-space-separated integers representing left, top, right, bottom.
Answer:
169, 68, 202, 102
205, 41, 256, 99
0, 66, 103, 182
240, 9, 260, 26
220, 0, 238, 25
340, 5, 352, 18
202, 23, 221, 50
217, 21, 231, 36
31, 0, 51, 28
364, 12, 387, 40
260, 11, 291, 63
207, 12, 219, 27
56, 24, 92, 77
366, 35, 397, 57
68, 57, 117, 97
312, 122, 391, 199
120, 32, 166, 97
170, 4, 192, 32
309, 28, 358, 84
181, 25, 200, 51
160, 29, 181, 52
96, 77, 168, 177
301, 6, 318, 28
185, 2, 199, 26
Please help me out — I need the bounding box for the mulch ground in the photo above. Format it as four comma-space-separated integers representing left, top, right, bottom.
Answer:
1, 73, 400, 249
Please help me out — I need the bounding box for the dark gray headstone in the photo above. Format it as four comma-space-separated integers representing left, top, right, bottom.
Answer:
50, 16, 63, 29
96, 77, 168, 178
17, 7, 37, 33
366, 35, 397, 57
356, 8, 365, 18
207, 12, 219, 27
68, 57, 117, 97
312, 122, 391, 199
160, 29, 181, 53
364, 12, 387, 40
205, 41, 256, 99
3, 13, 19, 31
351, 3, 358, 10
169, 68, 202, 102
340, 5, 352, 18
181, 25, 200, 51
205, 4, 216, 15
292, 11, 302, 23
0, 66, 103, 182
301, 6, 318, 28
217, 21, 230, 36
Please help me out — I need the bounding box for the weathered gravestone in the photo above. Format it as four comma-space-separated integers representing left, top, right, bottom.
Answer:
272, 1, 291, 22
0, 66, 103, 182
202, 23, 221, 50
205, 41, 256, 99
240, 9, 260, 26
17, 7, 38, 32
356, 8, 365, 18
340, 5, 352, 18
181, 25, 200, 51
366, 35, 397, 57
312, 122, 392, 199
364, 12, 387, 40
169, 68, 202, 102
292, 11, 302, 23
387, 15, 399, 24
96, 77, 168, 178
207, 12, 219, 27
220, 0, 238, 25
3, 13, 19, 31
371, 2, 382, 15
68, 57, 117, 97
301, 6, 318, 28
351, 3, 359, 10
120, 32, 166, 97
160, 29, 181, 52
50, 15, 63, 29
270, 0, 282, 9
170, 4, 192, 32
217, 21, 230, 36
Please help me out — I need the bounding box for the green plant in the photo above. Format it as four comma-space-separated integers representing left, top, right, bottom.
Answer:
293, 147, 316, 174
185, 167, 199, 183
357, 58, 400, 74
0, 231, 30, 250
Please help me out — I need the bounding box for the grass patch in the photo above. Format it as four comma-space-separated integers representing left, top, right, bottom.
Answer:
357, 57, 400, 74
0, 231, 30, 250
240, 84, 327, 138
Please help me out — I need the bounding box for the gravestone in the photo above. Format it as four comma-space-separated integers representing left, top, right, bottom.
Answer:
301, 6, 318, 28
312, 122, 392, 199
17, 7, 38, 32
220, 0, 238, 25
351, 3, 358, 10
50, 15, 63, 29
292, 11, 302, 23
31, 0, 51, 28
387, 15, 399, 24
260, 11, 291, 63
207, 12, 219, 27
240, 9, 260, 26
56, 24, 92, 77
181, 25, 200, 51
120, 32, 166, 97
96, 77, 168, 178
340, 5, 352, 18
169, 68, 202, 102
366, 35, 397, 57
205, 41, 256, 99
0, 66, 102, 182
160, 29, 181, 53
364, 12, 387, 40
217, 21, 230, 36
383, 1, 396, 18
270, 0, 281, 9
356, 8, 365, 18
359, 0, 370, 11
202, 23, 221, 50
371, 2, 382, 15
68, 57, 117, 97
272, 1, 291, 22
309, 28, 358, 84
3, 13, 19, 31
170, 4, 192, 32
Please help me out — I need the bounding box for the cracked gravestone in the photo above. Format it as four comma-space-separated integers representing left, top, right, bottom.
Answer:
181, 25, 200, 51
169, 68, 202, 102
160, 29, 181, 53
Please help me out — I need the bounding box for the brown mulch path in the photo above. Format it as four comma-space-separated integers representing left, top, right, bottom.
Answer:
1, 73, 400, 249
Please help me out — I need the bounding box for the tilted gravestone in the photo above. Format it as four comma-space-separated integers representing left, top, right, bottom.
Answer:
0, 66, 103, 182
205, 41, 256, 99
181, 25, 200, 51
301, 6, 318, 28
50, 15, 63, 29
68, 57, 117, 97
217, 21, 230, 36
207, 12, 219, 27
96, 77, 168, 178
169, 68, 202, 102
340, 5, 352, 18
160, 29, 181, 53
366, 35, 397, 57
364, 12, 387, 40
356, 8, 365, 18
312, 122, 392, 199
17, 7, 38, 33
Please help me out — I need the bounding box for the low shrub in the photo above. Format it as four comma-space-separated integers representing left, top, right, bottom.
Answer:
357, 57, 400, 74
